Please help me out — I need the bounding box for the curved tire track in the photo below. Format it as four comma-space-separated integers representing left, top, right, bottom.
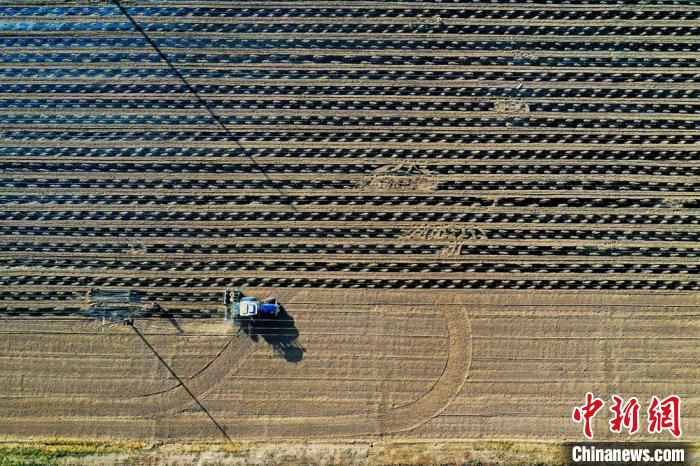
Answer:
185, 294, 473, 438
125, 293, 470, 437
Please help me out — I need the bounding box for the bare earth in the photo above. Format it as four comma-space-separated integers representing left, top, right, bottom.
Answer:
1, 290, 698, 442
0, 0, 698, 458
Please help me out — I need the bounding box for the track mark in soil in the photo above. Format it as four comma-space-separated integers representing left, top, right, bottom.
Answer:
356, 163, 437, 193
401, 224, 488, 257
493, 100, 531, 114
207, 294, 472, 437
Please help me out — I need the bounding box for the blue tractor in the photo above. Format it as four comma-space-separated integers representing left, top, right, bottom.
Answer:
223, 290, 280, 326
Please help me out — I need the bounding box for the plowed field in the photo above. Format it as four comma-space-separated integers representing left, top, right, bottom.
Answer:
0, 0, 698, 445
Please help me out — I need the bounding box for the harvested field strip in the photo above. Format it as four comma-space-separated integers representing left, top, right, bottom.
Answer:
1, 201, 697, 212
6, 49, 700, 60
4, 142, 695, 153
0, 352, 445, 378
5, 64, 700, 75
9, 16, 700, 26
0, 220, 692, 231
3, 109, 700, 121
3, 166, 698, 178
16, 89, 700, 103
2, 279, 697, 295
5, 78, 699, 90
0, 11, 698, 447
7, 2, 697, 10
6, 292, 694, 441
2, 140, 698, 150
1, 133, 699, 143
2, 171, 698, 181
1, 218, 698, 233
0, 292, 466, 436
3, 264, 697, 278
7, 30, 700, 42
0, 167, 685, 178
0, 194, 694, 204
1, 291, 697, 439
4, 294, 697, 319
2, 135, 699, 144
3, 253, 697, 263
4, 93, 700, 102
2, 124, 698, 134
4, 257, 698, 272
3, 158, 697, 167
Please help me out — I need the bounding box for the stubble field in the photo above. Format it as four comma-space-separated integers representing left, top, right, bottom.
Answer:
0, 0, 698, 451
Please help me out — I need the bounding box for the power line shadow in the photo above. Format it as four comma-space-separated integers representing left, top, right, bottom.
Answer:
110, 0, 296, 210
130, 324, 232, 441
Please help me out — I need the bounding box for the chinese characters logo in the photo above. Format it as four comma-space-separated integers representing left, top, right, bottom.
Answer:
572, 393, 681, 439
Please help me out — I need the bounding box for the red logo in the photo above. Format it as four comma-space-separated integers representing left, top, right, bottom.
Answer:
572, 392, 605, 439
648, 395, 682, 438
609, 395, 640, 434
573, 393, 682, 439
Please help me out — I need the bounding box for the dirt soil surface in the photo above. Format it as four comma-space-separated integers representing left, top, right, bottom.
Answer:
1, 290, 698, 441
0, 0, 698, 448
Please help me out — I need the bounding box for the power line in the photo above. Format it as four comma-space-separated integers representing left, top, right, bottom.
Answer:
130, 322, 233, 442
110, 0, 297, 212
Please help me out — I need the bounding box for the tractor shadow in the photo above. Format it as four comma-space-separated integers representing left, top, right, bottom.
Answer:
237, 307, 305, 363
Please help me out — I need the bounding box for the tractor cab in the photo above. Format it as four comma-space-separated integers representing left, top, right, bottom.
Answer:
224, 290, 280, 325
